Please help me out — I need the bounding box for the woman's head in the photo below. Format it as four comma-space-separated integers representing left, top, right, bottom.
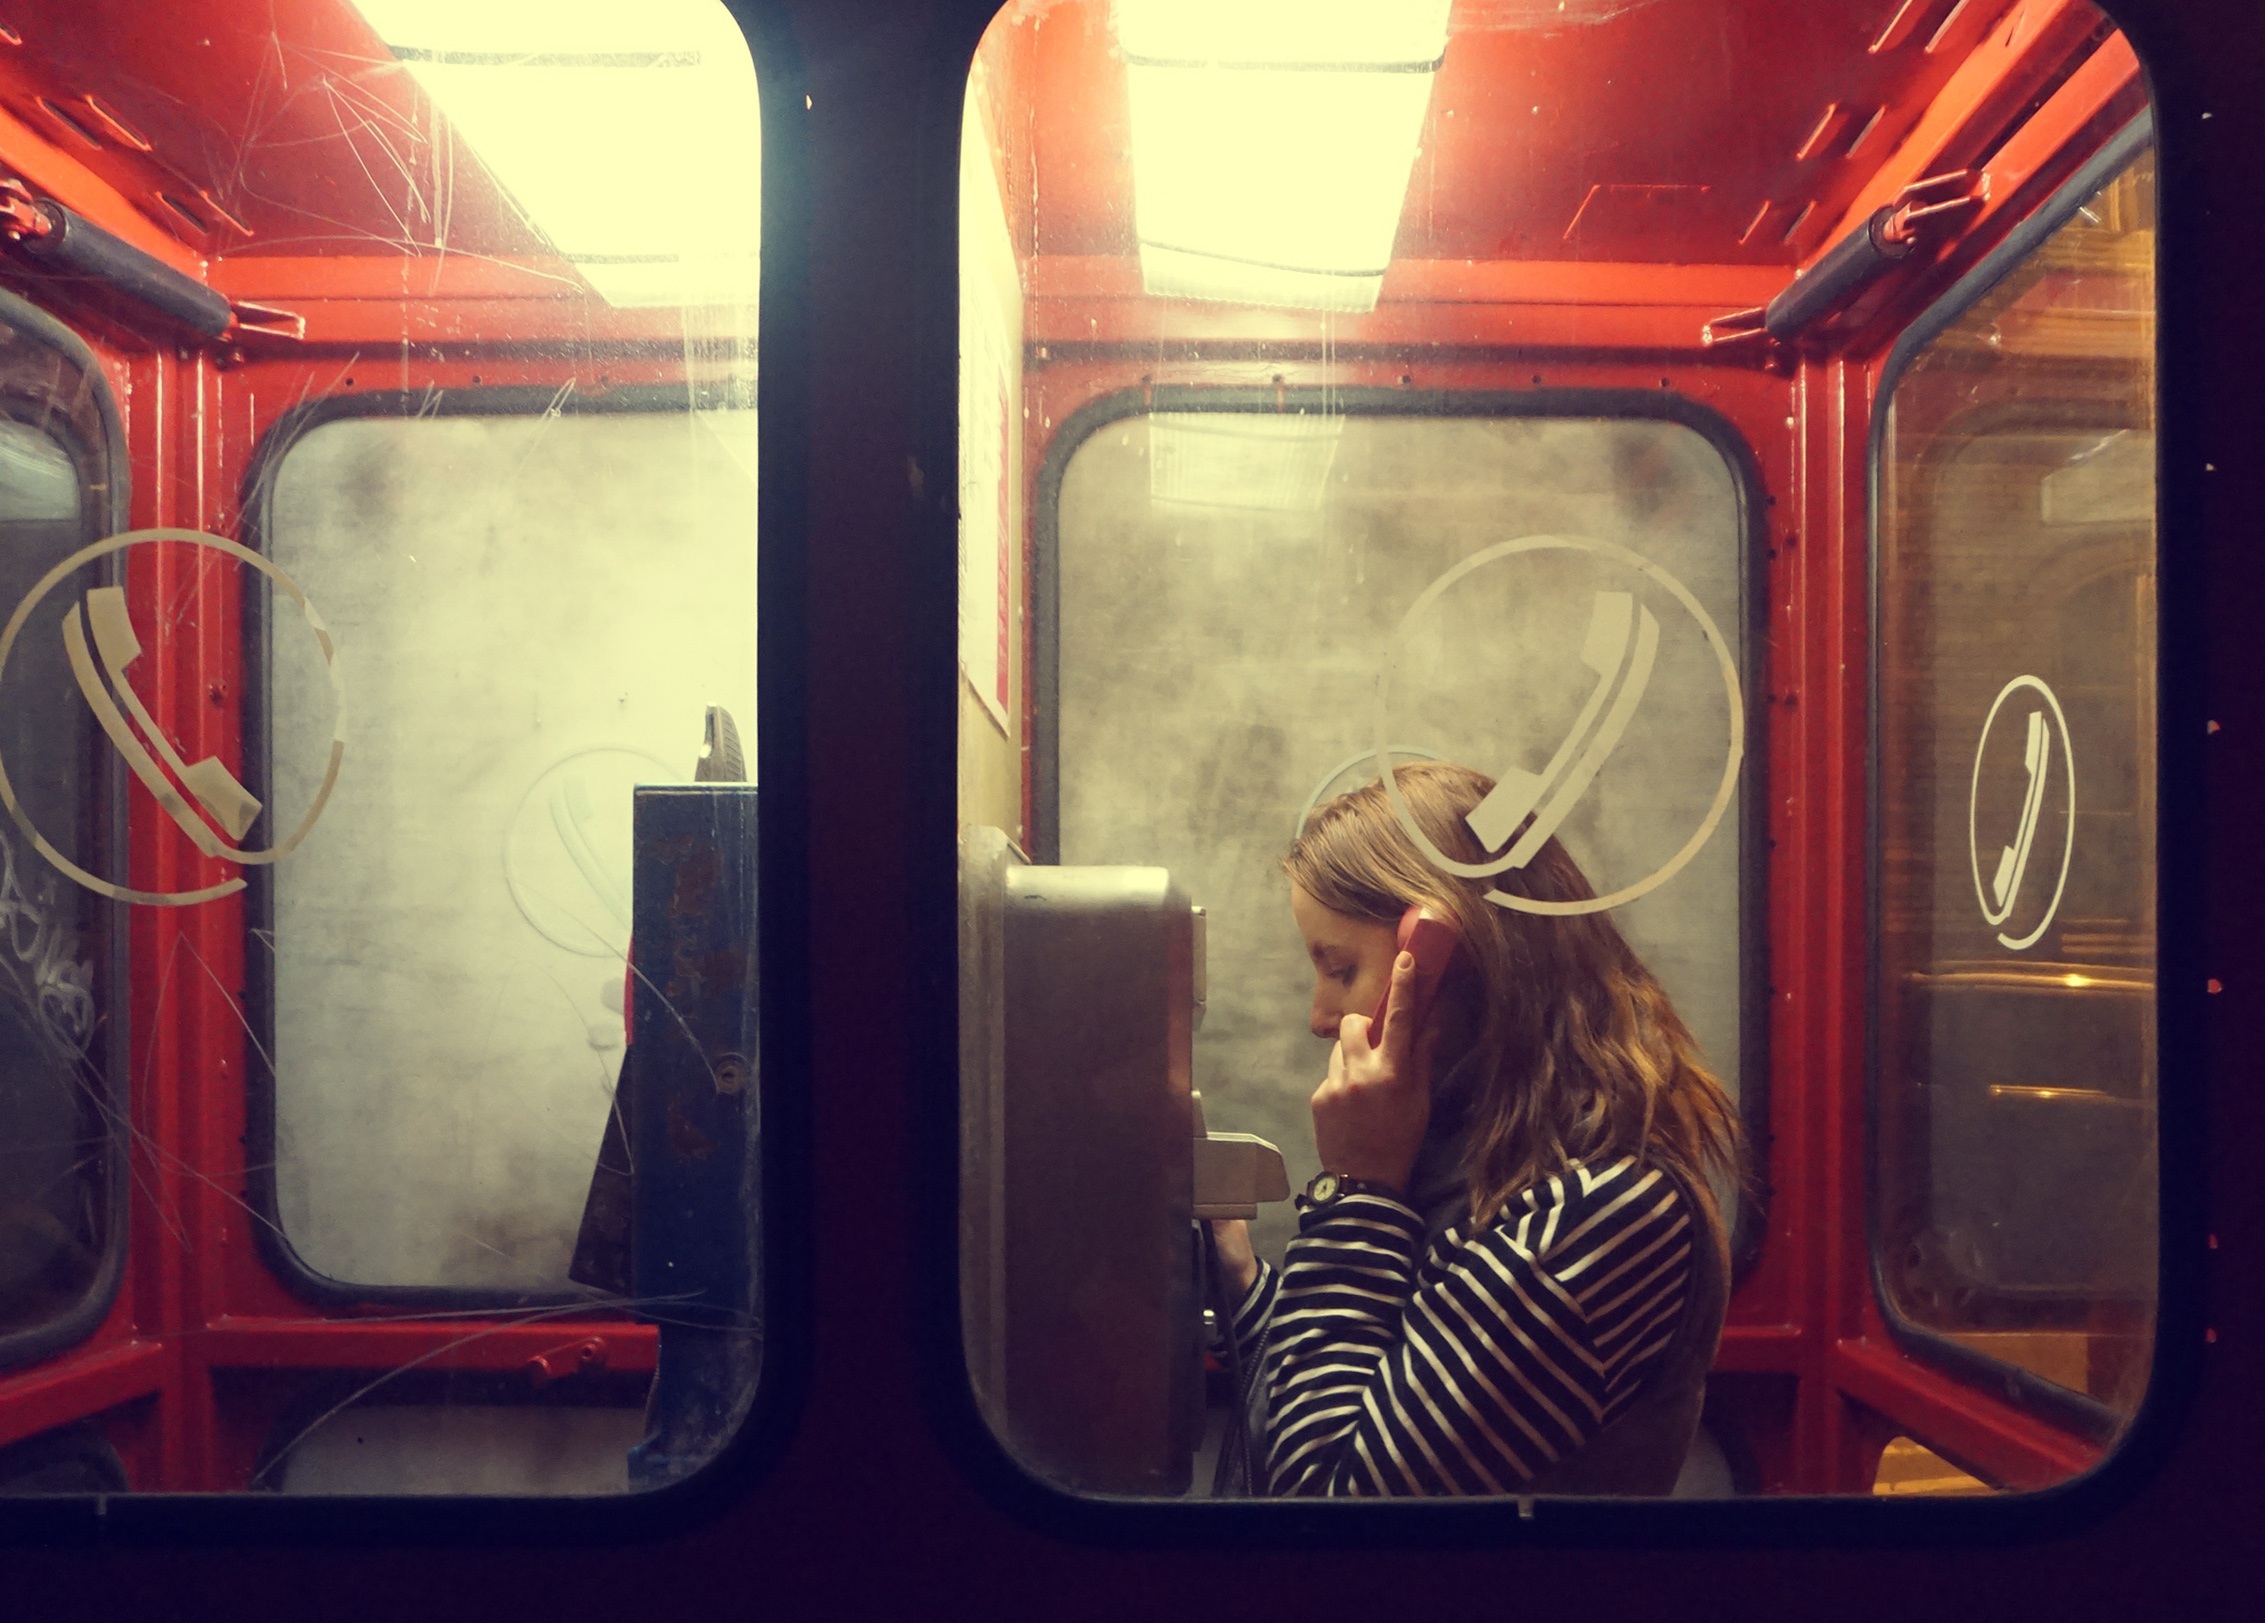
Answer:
1283, 760, 1741, 1237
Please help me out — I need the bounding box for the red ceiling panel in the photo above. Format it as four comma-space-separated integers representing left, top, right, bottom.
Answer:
988, 0, 2117, 270
0, 0, 539, 261
0, 0, 2130, 297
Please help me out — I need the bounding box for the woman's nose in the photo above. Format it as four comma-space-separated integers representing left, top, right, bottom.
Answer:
1309, 989, 1337, 1038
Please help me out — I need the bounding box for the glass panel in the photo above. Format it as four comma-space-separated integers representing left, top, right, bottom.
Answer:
1053, 413, 1752, 1277
1874, 148, 2158, 1430
0, 0, 759, 1497
351, 0, 762, 310
0, 326, 123, 1370
962, 0, 1768, 1496
266, 410, 759, 1295
961, 0, 2150, 1503
265, 1400, 649, 1495
0, 1423, 129, 1494
1871, 1437, 1992, 1498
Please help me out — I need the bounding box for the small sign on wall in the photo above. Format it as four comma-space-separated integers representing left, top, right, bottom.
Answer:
960, 88, 1021, 733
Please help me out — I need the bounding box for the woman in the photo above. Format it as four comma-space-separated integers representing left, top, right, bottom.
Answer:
1211, 760, 1741, 1497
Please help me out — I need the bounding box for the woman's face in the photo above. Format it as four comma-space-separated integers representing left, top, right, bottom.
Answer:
1291, 884, 1401, 1040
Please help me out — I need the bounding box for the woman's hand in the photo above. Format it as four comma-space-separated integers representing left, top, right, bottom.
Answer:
1310, 950, 1432, 1196
1208, 1218, 1260, 1299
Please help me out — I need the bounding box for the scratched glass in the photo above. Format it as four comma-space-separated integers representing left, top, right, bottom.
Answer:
0, 0, 758, 1497
956, 0, 2156, 1505
1873, 145, 2158, 1445
956, 0, 1773, 1503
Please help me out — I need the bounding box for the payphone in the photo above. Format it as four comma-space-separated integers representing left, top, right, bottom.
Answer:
959, 826, 1289, 1495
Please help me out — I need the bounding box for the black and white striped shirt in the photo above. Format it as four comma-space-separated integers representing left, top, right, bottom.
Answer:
1228, 1155, 1696, 1496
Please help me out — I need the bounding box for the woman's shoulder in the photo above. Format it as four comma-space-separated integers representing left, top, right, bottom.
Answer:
1475, 1154, 1699, 1275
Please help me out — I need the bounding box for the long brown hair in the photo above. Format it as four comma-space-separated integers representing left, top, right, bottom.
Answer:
1283, 760, 1742, 1248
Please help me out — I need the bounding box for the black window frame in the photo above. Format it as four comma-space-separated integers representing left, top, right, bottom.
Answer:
1864, 109, 2160, 1447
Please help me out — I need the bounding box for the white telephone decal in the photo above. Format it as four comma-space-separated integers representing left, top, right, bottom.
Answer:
550, 771, 635, 935
1, 527, 342, 907
63, 585, 263, 855
1463, 588, 1659, 868
1374, 532, 1744, 918
1986, 709, 2049, 923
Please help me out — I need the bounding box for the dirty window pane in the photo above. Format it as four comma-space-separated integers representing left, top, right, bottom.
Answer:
264, 1397, 649, 1496
957, 0, 1773, 1508
265, 409, 759, 1295
353, 0, 761, 309
1874, 146, 2158, 1433
1056, 413, 1752, 1272
965, 406, 1754, 1500
0, 318, 125, 1373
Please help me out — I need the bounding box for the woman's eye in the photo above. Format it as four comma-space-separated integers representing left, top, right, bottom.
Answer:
1333, 967, 1357, 987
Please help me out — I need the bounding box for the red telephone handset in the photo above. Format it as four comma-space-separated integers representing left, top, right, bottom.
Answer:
1369, 906, 1460, 1050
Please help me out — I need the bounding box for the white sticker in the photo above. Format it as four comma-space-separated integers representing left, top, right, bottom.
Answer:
0, 528, 345, 907
1968, 674, 2075, 952
1373, 534, 1743, 917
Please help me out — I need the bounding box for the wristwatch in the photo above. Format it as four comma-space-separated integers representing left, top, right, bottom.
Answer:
1297, 1170, 1405, 1212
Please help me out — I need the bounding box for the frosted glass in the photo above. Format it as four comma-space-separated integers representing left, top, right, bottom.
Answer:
267, 411, 757, 1291
1055, 414, 1749, 1268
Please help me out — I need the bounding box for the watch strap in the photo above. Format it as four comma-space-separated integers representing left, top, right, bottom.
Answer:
1297, 1171, 1406, 1212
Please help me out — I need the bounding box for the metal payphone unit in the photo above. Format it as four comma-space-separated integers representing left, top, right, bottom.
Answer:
960, 827, 1288, 1495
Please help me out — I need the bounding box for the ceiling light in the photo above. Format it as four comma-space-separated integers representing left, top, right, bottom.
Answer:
351, 0, 760, 309
1116, 0, 1452, 312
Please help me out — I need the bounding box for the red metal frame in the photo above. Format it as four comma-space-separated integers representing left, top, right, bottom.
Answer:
987, 0, 2138, 1497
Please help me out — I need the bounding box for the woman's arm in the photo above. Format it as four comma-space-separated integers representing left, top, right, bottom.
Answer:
1261, 1158, 1694, 1496
1209, 1217, 1260, 1298
1205, 1218, 1279, 1363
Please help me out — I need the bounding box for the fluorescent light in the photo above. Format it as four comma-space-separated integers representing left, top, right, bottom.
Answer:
1116, 0, 1453, 68
1116, 0, 1451, 312
351, 0, 760, 310
1148, 412, 1345, 511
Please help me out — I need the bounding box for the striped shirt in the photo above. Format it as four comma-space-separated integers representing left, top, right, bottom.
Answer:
1227, 1154, 1696, 1496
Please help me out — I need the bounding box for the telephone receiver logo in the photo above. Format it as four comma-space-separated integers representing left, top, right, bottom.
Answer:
1967, 673, 2073, 953
1462, 588, 1659, 868
63, 586, 264, 857
1985, 709, 2050, 924
549, 772, 633, 938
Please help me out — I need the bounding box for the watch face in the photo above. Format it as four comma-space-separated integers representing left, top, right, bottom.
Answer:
1311, 1172, 1341, 1204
